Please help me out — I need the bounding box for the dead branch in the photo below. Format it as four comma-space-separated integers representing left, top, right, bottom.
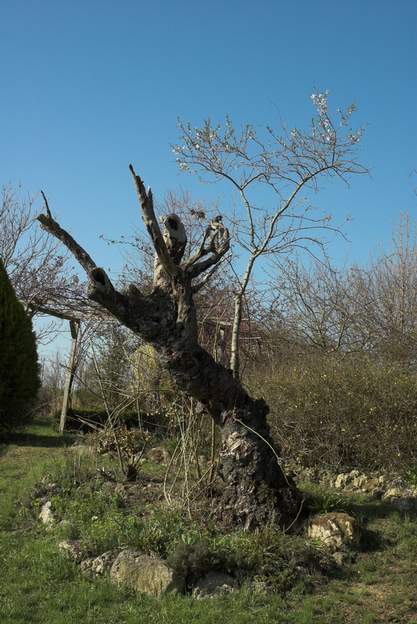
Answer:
129, 164, 181, 280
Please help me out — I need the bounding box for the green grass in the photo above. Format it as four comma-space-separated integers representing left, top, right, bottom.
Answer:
1, 418, 417, 623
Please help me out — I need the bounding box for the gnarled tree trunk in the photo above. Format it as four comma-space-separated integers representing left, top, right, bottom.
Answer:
37, 166, 301, 530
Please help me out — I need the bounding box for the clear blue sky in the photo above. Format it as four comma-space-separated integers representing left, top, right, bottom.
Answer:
1, 0, 416, 353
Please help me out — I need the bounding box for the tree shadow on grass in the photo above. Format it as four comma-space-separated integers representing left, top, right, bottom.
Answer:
0, 419, 79, 452
342, 498, 417, 523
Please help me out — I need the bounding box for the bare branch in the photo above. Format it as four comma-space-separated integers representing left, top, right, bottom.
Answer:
40, 190, 52, 218
129, 164, 181, 280
36, 205, 133, 326
37, 209, 96, 274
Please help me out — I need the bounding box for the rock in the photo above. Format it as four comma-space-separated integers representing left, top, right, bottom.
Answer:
39, 501, 54, 527
307, 512, 360, 556
362, 477, 380, 492
192, 572, 237, 599
351, 474, 368, 490
80, 550, 118, 577
334, 473, 350, 489
382, 487, 417, 511
110, 550, 184, 596
147, 447, 170, 465
58, 539, 84, 562
334, 471, 388, 494
383, 486, 404, 499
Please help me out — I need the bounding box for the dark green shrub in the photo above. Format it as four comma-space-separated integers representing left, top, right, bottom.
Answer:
0, 258, 40, 431
257, 355, 417, 473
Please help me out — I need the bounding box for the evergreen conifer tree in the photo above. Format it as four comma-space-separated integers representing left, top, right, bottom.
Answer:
0, 257, 40, 430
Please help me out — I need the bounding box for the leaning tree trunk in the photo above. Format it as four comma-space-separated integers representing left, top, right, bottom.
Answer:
37, 165, 301, 530
161, 343, 301, 529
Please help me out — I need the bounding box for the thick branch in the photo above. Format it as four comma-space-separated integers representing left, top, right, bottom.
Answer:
192, 256, 228, 294
36, 204, 131, 324
37, 200, 96, 274
27, 301, 81, 322
80, 268, 137, 334
129, 164, 181, 280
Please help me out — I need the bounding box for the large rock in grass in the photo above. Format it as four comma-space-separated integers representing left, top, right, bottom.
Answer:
110, 550, 184, 596
307, 512, 360, 555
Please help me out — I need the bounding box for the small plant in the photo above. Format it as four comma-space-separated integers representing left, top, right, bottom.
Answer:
405, 464, 417, 487
94, 425, 150, 481
308, 492, 346, 515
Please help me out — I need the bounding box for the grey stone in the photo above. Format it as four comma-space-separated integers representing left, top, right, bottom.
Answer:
110, 550, 184, 596
307, 512, 360, 555
382, 487, 417, 511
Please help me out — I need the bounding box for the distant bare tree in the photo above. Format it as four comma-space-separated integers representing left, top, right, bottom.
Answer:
352, 213, 417, 366
0, 186, 88, 338
268, 212, 417, 367
274, 259, 368, 355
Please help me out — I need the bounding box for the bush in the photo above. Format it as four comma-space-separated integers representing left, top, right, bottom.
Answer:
0, 258, 40, 431
256, 355, 417, 474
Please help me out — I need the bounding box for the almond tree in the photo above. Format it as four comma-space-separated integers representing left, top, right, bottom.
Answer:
174, 91, 367, 378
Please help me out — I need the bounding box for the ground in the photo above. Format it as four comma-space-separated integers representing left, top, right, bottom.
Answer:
1, 419, 417, 623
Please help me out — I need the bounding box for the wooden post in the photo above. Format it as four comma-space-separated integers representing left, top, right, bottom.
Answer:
59, 319, 80, 433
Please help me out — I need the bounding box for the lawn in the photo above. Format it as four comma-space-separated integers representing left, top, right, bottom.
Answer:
1, 419, 416, 623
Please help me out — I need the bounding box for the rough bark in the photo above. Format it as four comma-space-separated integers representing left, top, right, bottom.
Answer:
37, 168, 301, 530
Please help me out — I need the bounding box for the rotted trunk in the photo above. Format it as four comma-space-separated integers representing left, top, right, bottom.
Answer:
160, 343, 302, 530
106, 284, 302, 530
87, 280, 302, 530
218, 411, 301, 531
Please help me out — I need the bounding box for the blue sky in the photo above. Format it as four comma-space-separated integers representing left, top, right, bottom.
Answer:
1, 0, 416, 354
